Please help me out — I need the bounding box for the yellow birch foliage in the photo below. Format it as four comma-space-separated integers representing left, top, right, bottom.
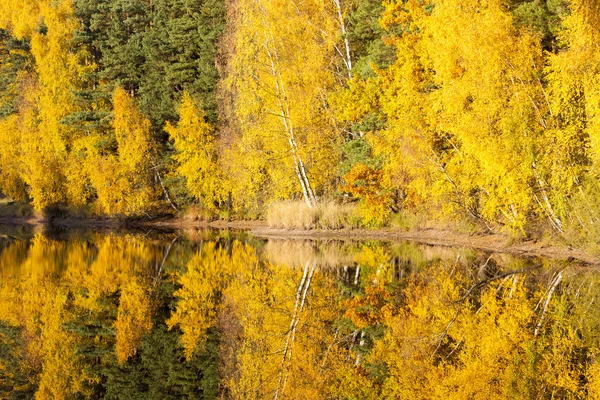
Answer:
225, 0, 340, 211
0, 0, 42, 39
19, 0, 84, 210
548, 0, 600, 161
0, 114, 27, 200
64, 234, 159, 316
0, 236, 95, 399
0, 234, 161, 397
222, 258, 348, 398
35, 292, 91, 400
166, 93, 226, 211
0, 0, 96, 209
89, 87, 157, 215
342, 163, 392, 226
375, 0, 552, 231
368, 265, 561, 399
62, 234, 159, 365
544, 0, 600, 232
3, 233, 600, 397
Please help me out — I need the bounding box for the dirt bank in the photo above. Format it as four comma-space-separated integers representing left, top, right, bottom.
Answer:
140, 218, 600, 265
1, 215, 598, 265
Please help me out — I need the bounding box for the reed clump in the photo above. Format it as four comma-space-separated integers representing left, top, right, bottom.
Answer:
266, 200, 358, 230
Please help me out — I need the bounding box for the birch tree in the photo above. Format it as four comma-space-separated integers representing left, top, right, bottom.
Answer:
225, 0, 341, 209
165, 93, 226, 212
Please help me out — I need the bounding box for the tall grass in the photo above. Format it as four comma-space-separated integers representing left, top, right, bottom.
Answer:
266, 200, 358, 230
181, 204, 218, 222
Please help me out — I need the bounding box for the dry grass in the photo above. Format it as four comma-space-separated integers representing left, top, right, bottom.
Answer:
317, 200, 357, 229
181, 204, 218, 222
266, 200, 358, 230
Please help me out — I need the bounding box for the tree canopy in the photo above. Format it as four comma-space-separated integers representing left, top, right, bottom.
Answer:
1, 0, 600, 238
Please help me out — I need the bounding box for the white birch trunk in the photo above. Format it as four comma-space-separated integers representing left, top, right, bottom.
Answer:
264, 37, 317, 207
332, 0, 352, 78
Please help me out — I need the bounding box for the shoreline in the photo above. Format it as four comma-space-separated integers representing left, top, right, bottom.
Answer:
0, 215, 597, 265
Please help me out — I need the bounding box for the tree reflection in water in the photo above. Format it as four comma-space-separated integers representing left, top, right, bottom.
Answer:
0, 231, 597, 399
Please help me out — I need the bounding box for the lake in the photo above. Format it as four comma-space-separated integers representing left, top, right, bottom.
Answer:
0, 226, 597, 399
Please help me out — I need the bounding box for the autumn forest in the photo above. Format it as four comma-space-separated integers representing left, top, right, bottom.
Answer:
1, 0, 600, 237
4, 1, 600, 397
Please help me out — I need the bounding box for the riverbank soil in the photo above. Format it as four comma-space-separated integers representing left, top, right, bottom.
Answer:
0, 199, 597, 265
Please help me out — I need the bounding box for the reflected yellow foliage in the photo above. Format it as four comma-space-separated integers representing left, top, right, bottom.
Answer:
0, 233, 163, 397
167, 242, 249, 359
114, 279, 153, 364
1, 233, 600, 398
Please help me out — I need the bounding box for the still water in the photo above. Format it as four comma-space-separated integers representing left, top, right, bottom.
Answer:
0, 227, 598, 399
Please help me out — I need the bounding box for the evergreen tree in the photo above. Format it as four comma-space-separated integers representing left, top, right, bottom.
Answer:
140, 0, 225, 134
93, 0, 150, 95
510, 0, 569, 51
347, 0, 397, 79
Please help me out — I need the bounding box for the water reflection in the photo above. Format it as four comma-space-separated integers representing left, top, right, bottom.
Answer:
0, 230, 596, 399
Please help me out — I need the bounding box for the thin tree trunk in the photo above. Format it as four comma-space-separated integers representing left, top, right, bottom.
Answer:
332, 0, 352, 79
531, 172, 563, 233
534, 271, 563, 336
153, 164, 178, 211
264, 38, 317, 207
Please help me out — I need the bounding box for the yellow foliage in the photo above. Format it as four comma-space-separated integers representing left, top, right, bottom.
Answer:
222, 259, 345, 399
225, 0, 341, 211
0, 114, 26, 200
2, 232, 600, 397
371, 0, 557, 232
114, 279, 153, 364
89, 87, 157, 215
0, 235, 97, 399
36, 292, 91, 400
26, 0, 83, 209
166, 93, 225, 211
0, 233, 165, 397
167, 242, 254, 359
0, 0, 92, 210
342, 163, 392, 225
0, 0, 42, 39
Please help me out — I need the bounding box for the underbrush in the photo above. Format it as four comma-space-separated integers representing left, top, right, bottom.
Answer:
266, 200, 493, 231
388, 207, 489, 235
0, 198, 33, 218
180, 204, 219, 222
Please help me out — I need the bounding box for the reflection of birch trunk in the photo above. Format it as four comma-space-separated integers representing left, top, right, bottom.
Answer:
153, 236, 178, 292
433, 265, 537, 356
274, 261, 317, 400
320, 328, 340, 370
259, 17, 317, 207
354, 331, 365, 366
534, 271, 563, 336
